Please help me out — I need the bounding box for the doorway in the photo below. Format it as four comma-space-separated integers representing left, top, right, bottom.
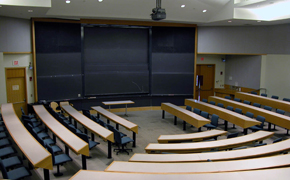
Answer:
6, 68, 27, 118
195, 64, 215, 101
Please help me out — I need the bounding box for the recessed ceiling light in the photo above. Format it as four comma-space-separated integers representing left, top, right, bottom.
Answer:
203, 9, 207, 13
99, 0, 103, 2
66, 0, 70, 3
228, 20, 232, 23
28, 10, 33, 13
181, 5, 185, 8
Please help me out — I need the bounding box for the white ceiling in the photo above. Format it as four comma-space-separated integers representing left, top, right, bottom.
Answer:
1, 0, 290, 26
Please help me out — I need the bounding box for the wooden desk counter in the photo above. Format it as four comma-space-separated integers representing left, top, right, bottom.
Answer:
33, 105, 90, 169
70, 168, 290, 180
1, 103, 52, 180
185, 99, 260, 133
106, 154, 290, 173
92, 106, 138, 147
61, 105, 114, 158
235, 92, 290, 112
209, 96, 290, 131
145, 131, 273, 154
131, 138, 290, 163
161, 103, 210, 131
102, 100, 134, 116
157, 130, 227, 143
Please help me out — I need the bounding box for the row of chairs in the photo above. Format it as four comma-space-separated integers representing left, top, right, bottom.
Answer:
82, 110, 134, 155
0, 113, 32, 180
22, 107, 73, 177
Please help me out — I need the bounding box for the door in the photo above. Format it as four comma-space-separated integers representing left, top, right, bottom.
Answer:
6, 68, 27, 118
195, 65, 215, 101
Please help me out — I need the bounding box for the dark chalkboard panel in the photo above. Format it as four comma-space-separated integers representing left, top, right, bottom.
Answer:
151, 27, 195, 95
35, 22, 82, 101
83, 26, 149, 96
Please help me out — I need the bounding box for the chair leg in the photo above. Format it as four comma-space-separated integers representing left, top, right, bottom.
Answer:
54, 165, 63, 177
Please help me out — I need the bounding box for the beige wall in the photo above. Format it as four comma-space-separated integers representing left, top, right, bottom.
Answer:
196, 54, 225, 88
260, 54, 290, 99
0, 53, 35, 106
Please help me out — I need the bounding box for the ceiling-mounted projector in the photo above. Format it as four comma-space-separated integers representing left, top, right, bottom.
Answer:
151, 0, 166, 21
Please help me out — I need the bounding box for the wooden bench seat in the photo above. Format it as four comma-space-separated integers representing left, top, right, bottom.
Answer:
130, 138, 290, 162
70, 167, 290, 180
145, 131, 274, 153
105, 154, 290, 174
157, 129, 227, 143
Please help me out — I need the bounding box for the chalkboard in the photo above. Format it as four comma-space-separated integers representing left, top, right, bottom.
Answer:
35, 22, 82, 101
83, 26, 149, 96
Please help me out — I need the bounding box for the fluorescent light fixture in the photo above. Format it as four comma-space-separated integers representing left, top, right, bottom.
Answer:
181, 5, 185, 8
228, 20, 232, 22
99, 0, 103, 2
203, 9, 207, 13
66, 0, 70, 3
28, 10, 33, 13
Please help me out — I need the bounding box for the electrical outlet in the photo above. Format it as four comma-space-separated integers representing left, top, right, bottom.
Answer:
78, 94, 81, 97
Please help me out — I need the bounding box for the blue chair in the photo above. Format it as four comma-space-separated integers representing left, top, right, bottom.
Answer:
0, 139, 11, 148
261, 93, 267, 97
254, 142, 267, 147
1, 156, 23, 169
76, 132, 99, 150
224, 96, 231, 100
107, 124, 126, 138
202, 99, 208, 103
273, 137, 283, 143
0, 132, 7, 139
283, 98, 290, 102
46, 145, 72, 176
82, 109, 92, 119
245, 112, 254, 118
209, 101, 216, 105
113, 128, 134, 155
253, 103, 261, 108
200, 111, 209, 119
217, 103, 224, 108
186, 106, 192, 111
234, 98, 241, 102
251, 91, 258, 95
243, 100, 251, 105
0, 146, 16, 158
274, 109, 285, 130
234, 108, 243, 114
227, 132, 239, 139
193, 108, 201, 115
271, 95, 279, 99
264, 106, 272, 111
249, 115, 265, 132
203, 114, 219, 130
226, 106, 234, 111
0, 158, 31, 180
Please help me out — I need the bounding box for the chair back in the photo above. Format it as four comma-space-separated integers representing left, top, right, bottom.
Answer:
226, 106, 234, 111
251, 91, 258, 95
21, 107, 25, 115
227, 132, 239, 139
50, 102, 59, 112
202, 99, 208, 103
217, 103, 224, 108
98, 119, 107, 128
46, 145, 56, 164
210, 114, 219, 126
193, 108, 201, 115
243, 100, 251, 105
256, 115, 265, 128
253, 103, 261, 108
82, 109, 91, 119
186, 106, 192, 111
224, 96, 231, 100
276, 109, 285, 115
209, 101, 216, 105
91, 116, 100, 123
106, 124, 115, 132
233, 98, 241, 102
245, 112, 254, 118
200, 111, 209, 119
76, 132, 89, 143
273, 137, 283, 143
271, 95, 279, 99
283, 98, 290, 102
0, 159, 8, 179
261, 93, 267, 97
113, 129, 122, 144
234, 108, 243, 114
264, 106, 272, 111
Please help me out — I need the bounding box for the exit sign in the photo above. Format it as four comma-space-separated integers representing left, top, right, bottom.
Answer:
13, 60, 19, 66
